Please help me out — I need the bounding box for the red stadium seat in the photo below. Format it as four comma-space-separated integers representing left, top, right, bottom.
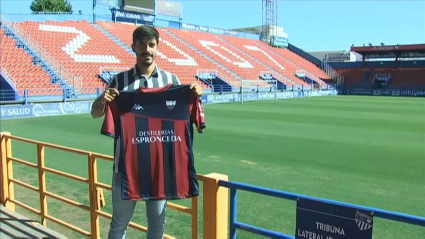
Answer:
1, 28, 62, 96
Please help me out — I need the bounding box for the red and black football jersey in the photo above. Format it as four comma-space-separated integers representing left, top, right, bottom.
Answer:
101, 84, 206, 201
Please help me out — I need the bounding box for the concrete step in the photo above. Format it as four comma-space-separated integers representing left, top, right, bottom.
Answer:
0, 206, 68, 239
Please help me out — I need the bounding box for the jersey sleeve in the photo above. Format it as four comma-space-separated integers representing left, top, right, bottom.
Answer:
189, 94, 206, 133
101, 101, 118, 138
106, 75, 118, 90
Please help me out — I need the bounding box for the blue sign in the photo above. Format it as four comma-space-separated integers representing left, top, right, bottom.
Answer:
296, 198, 374, 239
32, 101, 92, 117
200, 95, 208, 104
0, 101, 93, 120
272, 36, 288, 48
205, 93, 236, 104
202, 90, 336, 104
346, 88, 425, 97
181, 23, 240, 37
112, 9, 154, 23
0, 104, 33, 119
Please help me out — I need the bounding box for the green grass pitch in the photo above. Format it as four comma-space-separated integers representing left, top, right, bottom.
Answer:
1, 95, 424, 239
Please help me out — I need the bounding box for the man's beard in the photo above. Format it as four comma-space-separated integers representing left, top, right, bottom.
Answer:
138, 54, 154, 66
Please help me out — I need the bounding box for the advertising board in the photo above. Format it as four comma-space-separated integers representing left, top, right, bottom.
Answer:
181, 23, 240, 37
1, 91, 337, 120
0, 101, 92, 120
296, 198, 374, 239
346, 88, 425, 97
272, 36, 288, 48
112, 9, 154, 23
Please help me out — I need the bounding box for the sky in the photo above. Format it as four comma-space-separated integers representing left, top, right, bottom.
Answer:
1, 0, 424, 52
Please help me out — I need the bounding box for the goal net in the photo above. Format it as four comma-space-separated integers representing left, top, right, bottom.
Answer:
240, 79, 278, 104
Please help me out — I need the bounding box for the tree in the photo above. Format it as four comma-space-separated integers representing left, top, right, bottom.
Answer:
30, 0, 73, 13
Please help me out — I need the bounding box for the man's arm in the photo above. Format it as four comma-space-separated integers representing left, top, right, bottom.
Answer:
91, 78, 119, 119
91, 97, 106, 119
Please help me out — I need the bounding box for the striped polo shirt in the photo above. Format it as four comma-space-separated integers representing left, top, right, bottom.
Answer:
106, 64, 181, 173
107, 64, 181, 91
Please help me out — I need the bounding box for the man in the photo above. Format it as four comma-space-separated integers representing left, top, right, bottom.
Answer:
91, 25, 203, 239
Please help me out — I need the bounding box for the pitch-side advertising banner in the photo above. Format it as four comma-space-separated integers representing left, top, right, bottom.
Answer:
1, 91, 337, 120
1, 101, 92, 120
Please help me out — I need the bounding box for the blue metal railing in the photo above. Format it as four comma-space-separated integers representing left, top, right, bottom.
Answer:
218, 180, 425, 239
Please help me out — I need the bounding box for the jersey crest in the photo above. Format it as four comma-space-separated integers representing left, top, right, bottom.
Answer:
166, 100, 176, 110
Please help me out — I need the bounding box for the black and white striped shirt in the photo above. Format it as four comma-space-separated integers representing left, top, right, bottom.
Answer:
106, 64, 181, 173
108, 64, 181, 91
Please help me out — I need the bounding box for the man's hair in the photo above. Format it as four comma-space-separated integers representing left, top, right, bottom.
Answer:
132, 25, 159, 44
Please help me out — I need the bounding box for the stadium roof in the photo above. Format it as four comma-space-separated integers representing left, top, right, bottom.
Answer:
351, 44, 425, 54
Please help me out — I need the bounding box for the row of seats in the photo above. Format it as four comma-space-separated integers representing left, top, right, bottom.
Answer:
1, 28, 62, 96
2, 20, 331, 96
96, 21, 213, 89
337, 68, 425, 87
16, 20, 135, 90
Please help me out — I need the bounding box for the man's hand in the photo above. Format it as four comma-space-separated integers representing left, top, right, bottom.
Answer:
91, 88, 119, 118
100, 88, 120, 105
190, 83, 203, 97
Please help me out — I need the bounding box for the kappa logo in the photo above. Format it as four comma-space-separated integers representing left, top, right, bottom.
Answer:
132, 103, 144, 111
355, 211, 373, 231
166, 100, 176, 110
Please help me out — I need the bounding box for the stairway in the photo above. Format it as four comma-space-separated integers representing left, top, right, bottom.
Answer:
161, 29, 243, 83
92, 23, 135, 56
361, 70, 373, 86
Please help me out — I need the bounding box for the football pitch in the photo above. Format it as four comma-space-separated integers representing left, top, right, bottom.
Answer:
1, 95, 424, 239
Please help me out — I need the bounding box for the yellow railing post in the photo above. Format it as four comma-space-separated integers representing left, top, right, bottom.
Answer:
0, 131, 14, 211
88, 154, 100, 239
202, 173, 229, 239
37, 143, 48, 226
0, 132, 7, 205
191, 196, 198, 239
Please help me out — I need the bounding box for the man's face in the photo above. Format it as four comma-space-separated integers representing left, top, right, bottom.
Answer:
132, 38, 158, 66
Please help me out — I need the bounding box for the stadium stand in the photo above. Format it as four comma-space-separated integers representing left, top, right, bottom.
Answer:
337, 67, 425, 89
95, 21, 213, 89
1, 28, 62, 96
16, 20, 136, 93
219, 34, 331, 87
216, 34, 301, 86
336, 68, 372, 87
165, 27, 289, 89
331, 44, 425, 94
1, 19, 334, 99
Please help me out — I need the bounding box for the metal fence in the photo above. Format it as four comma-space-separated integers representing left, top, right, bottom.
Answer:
0, 132, 229, 239
218, 180, 425, 239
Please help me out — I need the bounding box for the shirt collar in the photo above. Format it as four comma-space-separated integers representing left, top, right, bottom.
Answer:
133, 64, 159, 78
